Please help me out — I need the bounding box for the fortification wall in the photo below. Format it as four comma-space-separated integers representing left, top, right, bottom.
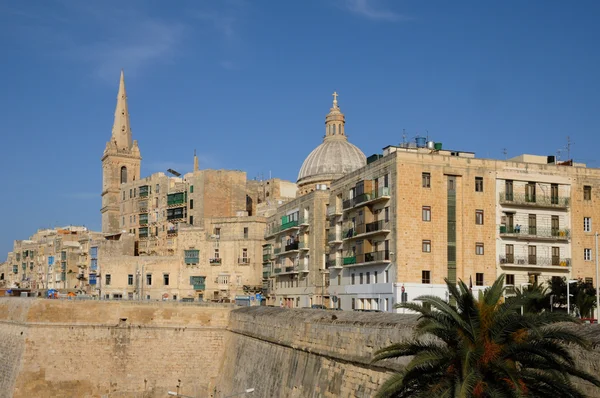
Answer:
0, 298, 232, 398
217, 307, 419, 398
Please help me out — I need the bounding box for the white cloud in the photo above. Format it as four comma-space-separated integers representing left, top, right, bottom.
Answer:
342, 0, 410, 22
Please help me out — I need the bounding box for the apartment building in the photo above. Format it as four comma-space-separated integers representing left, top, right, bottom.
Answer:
326, 142, 600, 311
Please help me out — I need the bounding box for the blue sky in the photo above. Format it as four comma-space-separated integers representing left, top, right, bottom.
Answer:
0, 0, 599, 256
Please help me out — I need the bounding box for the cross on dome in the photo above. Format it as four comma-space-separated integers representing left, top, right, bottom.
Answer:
332, 91, 339, 107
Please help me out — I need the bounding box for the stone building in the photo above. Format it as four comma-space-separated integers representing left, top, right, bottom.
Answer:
326, 142, 600, 311
264, 93, 366, 307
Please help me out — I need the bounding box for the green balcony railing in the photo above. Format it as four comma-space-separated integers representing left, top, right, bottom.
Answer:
343, 256, 356, 265
499, 192, 569, 208
281, 220, 299, 231
193, 284, 206, 290
263, 254, 271, 262
262, 271, 270, 279
274, 268, 282, 274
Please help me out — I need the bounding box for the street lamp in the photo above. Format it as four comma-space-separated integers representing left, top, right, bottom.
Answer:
566, 279, 578, 316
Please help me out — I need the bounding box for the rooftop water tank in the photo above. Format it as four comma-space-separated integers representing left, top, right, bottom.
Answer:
426, 141, 435, 150
415, 136, 426, 148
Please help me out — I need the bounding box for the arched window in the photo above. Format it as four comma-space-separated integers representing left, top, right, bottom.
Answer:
339, 124, 342, 135
333, 124, 336, 135
120, 166, 127, 184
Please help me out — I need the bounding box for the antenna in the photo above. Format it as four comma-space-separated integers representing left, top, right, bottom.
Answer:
502, 148, 508, 160
402, 129, 406, 144
565, 136, 573, 160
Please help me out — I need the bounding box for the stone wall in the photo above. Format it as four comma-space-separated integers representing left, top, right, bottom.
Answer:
217, 307, 419, 398
0, 298, 232, 398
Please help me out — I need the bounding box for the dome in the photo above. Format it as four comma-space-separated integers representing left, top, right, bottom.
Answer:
296, 92, 366, 190
297, 139, 366, 184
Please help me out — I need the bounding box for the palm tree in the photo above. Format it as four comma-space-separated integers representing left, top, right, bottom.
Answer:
372, 275, 600, 398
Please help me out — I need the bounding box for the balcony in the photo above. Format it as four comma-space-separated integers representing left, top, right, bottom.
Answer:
238, 257, 250, 265
139, 185, 149, 198
167, 229, 178, 237
262, 254, 271, 262
343, 187, 391, 211
193, 284, 206, 290
274, 248, 281, 255
498, 225, 570, 242
274, 268, 282, 274
499, 192, 569, 210
284, 241, 299, 252
343, 250, 391, 267
166, 207, 186, 221
280, 220, 299, 233
499, 255, 571, 269
299, 241, 309, 251
167, 192, 187, 207
327, 205, 342, 218
343, 220, 391, 240
327, 231, 343, 244
209, 258, 222, 265
299, 217, 309, 227
139, 216, 148, 226
326, 258, 343, 269
262, 271, 270, 279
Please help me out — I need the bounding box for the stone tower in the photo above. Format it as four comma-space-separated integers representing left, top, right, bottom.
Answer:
101, 70, 141, 233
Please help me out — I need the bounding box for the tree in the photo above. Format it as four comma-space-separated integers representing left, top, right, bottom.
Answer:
372, 275, 600, 398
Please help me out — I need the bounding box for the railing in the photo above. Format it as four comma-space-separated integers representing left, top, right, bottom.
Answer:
299, 241, 308, 250
344, 220, 390, 238
284, 242, 299, 252
498, 192, 569, 208
285, 266, 294, 273
262, 254, 271, 262
498, 225, 570, 240
342, 187, 391, 210
274, 268, 282, 274
499, 255, 570, 267
139, 231, 149, 238
262, 271, 270, 279
326, 258, 343, 269
327, 205, 341, 217
193, 284, 206, 290
281, 220, 299, 231
209, 258, 222, 265
343, 250, 390, 266
238, 257, 250, 264
328, 231, 342, 242
167, 229, 178, 236
139, 216, 148, 226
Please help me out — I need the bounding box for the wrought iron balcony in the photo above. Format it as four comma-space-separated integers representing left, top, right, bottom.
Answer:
343, 220, 390, 240
342, 187, 391, 211
284, 241, 299, 252
326, 258, 343, 269
499, 192, 569, 209
327, 205, 342, 218
327, 231, 342, 243
499, 255, 571, 268
209, 258, 222, 265
498, 225, 570, 241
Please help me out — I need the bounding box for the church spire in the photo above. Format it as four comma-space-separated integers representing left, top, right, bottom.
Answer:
111, 70, 133, 150
324, 91, 346, 141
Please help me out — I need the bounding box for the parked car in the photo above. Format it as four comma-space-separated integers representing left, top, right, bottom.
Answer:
311, 304, 327, 309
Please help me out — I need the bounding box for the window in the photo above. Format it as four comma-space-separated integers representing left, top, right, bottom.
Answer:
244, 227, 249, 239
189, 216, 194, 225
128, 274, 133, 286
422, 240, 431, 253
134, 188, 136, 197
552, 247, 560, 265
129, 189, 132, 199
422, 270, 431, 284
214, 227, 221, 237
190, 185, 194, 193
476, 242, 484, 255
366, 272, 370, 284
505, 180, 513, 201
505, 244, 514, 263
475, 177, 483, 192
351, 273, 355, 285
475, 273, 484, 286
385, 270, 389, 283
374, 271, 378, 283
551, 184, 559, 204
164, 274, 170, 286
359, 273, 364, 284
475, 210, 484, 225
185, 250, 200, 265
351, 298, 356, 310
528, 246, 537, 265
584, 248, 592, 261
120, 166, 127, 184
584, 185, 592, 201
505, 274, 515, 286
156, 184, 160, 193
122, 191, 125, 200
422, 172, 431, 188
105, 274, 111, 285
146, 274, 152, 286
384, 207, 389, 222
422, 206, 431, 221
190, 199, 194, 210
525, 182, 536, 203
551, 216, 559, 236
584, 217, 592, 232
528, 214, 536, 235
